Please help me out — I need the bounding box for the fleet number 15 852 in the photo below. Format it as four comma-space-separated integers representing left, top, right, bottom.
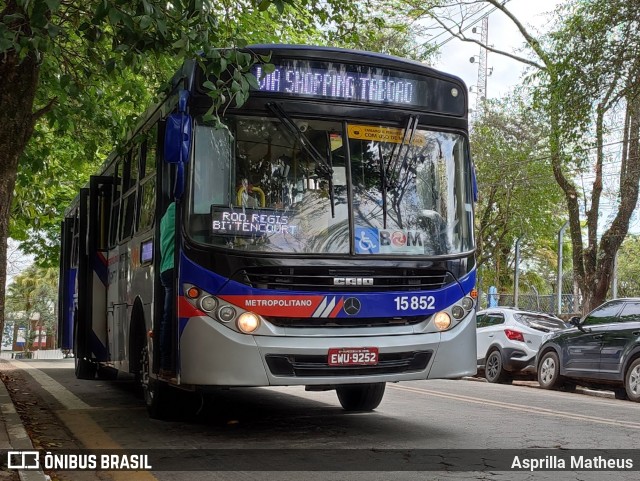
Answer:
394, 295, 436, 311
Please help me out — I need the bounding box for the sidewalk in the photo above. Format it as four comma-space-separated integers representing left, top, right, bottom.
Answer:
0, 361, 49, 481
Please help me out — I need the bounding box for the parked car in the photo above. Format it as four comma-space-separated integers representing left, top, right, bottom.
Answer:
476, 308, 567, 383
537, 298, 640, 402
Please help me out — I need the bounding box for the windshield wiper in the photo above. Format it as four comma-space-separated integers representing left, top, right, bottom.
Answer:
266, 103, 333, 179
380, 115, 419, 228
385, 115, 419, 183
266, 102, 335, 218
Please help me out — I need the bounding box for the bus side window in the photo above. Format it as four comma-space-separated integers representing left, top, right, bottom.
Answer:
97, 184, 111, 250
70, 212, 80, 268
120, 147, 140, 242
109, 161, 122, 248
138, 127, 157, 232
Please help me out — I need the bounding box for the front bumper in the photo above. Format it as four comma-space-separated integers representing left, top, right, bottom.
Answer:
178, 311, 476, 386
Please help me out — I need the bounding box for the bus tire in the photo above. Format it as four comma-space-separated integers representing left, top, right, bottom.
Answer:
96, 365, 118, 380
73, 316, 96, 380
336, 383, 385, 411
140, 345, 174, 419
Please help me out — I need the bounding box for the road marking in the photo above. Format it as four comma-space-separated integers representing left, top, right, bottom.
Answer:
56, 411, 158, 481
8, 360, 90, 410
390, 383, 640, 430
9, 361, 159, 481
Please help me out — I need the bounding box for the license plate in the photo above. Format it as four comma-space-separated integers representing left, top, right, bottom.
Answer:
328, 347, 379, 366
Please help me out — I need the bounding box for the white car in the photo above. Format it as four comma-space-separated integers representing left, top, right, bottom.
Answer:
476, 308, 567, 383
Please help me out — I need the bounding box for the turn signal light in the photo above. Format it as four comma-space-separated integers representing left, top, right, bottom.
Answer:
186, 286, 200, 299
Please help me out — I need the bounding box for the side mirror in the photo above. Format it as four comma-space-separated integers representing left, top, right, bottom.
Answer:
163, 90, 192, 199
569, 316, 580, 326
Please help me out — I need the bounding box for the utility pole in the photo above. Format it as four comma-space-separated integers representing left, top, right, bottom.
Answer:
612, 251, 618, 299
514, 237, 522, 308
557, 221, 569, 314
470, 16, 489, 118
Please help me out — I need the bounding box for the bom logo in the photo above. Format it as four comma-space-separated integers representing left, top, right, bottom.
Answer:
380, 230, 423, 247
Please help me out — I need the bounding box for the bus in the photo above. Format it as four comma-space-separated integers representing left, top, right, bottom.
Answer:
58, 45, 477, 418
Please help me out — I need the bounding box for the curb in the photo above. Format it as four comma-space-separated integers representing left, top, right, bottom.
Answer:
461, 376, 616, 399
0, 374, 49, 481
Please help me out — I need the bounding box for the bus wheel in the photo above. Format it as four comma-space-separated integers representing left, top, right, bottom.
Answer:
96, 365, 118, 380
336, 383, 386, 411
75, 356, 97, 380
140, 345, 173, 419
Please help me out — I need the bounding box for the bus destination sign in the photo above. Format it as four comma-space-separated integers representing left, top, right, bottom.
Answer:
252, 62, 422, 107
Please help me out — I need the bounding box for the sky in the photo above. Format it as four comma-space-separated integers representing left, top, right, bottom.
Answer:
431, 0, 562, 104
428, 0, 640, 235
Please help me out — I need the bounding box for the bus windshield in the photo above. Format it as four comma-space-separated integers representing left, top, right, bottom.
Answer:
186, 116, 473, 256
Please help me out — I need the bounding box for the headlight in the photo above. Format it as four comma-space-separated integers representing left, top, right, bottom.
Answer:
218, 306, 236, 323
237, 312, 260, 333
199, 295, 217, 312
461, 296, 474, 311
451, 305, 465, 320
434, 311, 451, 331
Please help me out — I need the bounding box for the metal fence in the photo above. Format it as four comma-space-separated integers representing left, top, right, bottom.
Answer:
483, 293, 579, 315
0, 349, 65, 360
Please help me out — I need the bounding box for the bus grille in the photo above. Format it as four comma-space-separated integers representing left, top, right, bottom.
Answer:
234, 267, 453, 292
262, 316, 426, 328
265, 351, 432, 377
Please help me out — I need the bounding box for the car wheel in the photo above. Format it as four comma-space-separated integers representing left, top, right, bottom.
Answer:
538, 351, 563, 389
625, 358, 640, 402
485, 350, 510, 383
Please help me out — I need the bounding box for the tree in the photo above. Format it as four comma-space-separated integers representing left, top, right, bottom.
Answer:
5, 265, 58, 352
617, 235, 640, 298
415, 0, 640, 313
0, 0, 391, 348
472, 95, 564, 298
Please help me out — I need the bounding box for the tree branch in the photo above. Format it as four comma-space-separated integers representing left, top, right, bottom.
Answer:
31, 97, 57, 122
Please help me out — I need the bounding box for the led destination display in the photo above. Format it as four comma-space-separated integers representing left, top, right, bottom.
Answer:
211, 208, 297, 236
254, 64, 416, 105
250, 60, 465, 114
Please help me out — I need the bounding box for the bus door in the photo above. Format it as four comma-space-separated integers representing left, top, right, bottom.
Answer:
58, 214, 77, 352
86, 175, 114, 362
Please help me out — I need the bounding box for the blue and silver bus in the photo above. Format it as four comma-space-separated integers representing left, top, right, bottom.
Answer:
58, 45, 477, 418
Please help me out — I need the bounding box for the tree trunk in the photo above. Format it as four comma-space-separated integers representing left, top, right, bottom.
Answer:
0, 45, 42, 346
590, 93, 640, 312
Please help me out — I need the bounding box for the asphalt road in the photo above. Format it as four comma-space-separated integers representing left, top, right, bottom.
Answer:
1, 358, 639, 481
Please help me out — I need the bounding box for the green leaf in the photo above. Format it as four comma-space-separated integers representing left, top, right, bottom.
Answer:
262, 63, 276, 74
45, 0, 61, 12
235, 91, 246, 108
274, 0, 285, 14
245, 73, 260, 90
3, 13, 25, 23
140, 15, 152, 30
46, 23, 60, 38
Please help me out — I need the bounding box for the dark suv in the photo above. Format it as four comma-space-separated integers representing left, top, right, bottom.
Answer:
536, 298, 640, 401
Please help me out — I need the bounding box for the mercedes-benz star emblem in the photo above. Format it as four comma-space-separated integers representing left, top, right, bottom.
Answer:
343, 297, 361, 316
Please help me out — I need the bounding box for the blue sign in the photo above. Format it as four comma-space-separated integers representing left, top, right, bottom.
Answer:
355, 227, 379, 254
